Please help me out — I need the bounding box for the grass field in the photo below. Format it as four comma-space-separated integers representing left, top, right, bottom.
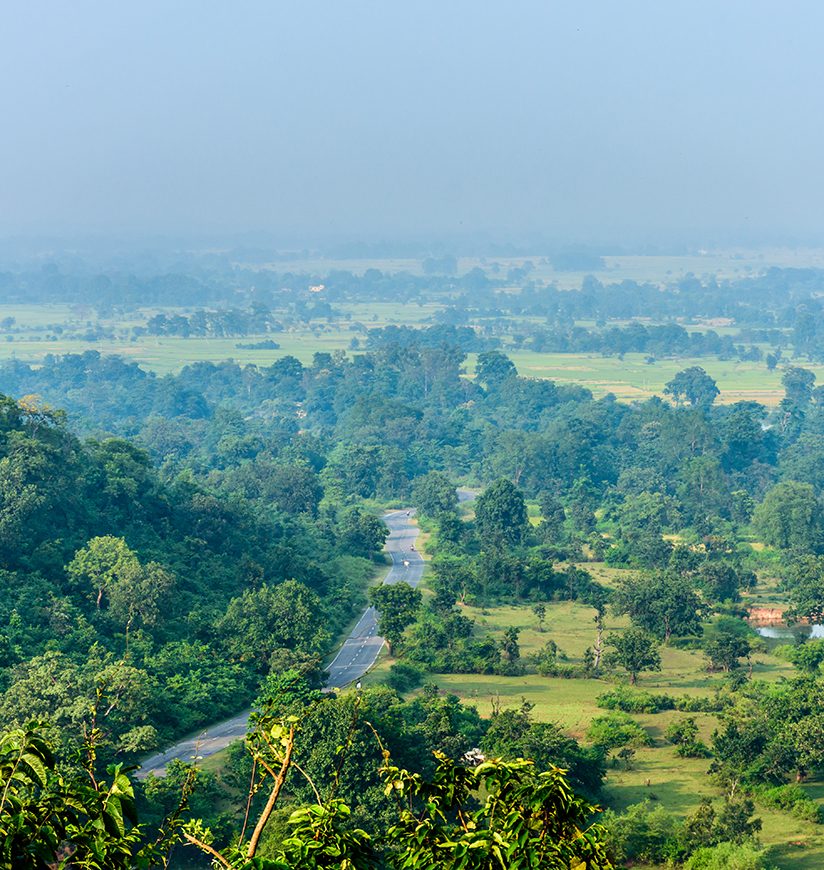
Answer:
0, 326, 815, 406
466, 351, 824, 406
363, 564, 824, 868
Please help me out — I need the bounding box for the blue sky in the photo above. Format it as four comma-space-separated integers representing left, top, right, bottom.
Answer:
1, 1, 823, 246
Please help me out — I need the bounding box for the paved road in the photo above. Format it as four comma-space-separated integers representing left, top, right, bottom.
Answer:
326, 509, 423, 688
136, 507, 423, 778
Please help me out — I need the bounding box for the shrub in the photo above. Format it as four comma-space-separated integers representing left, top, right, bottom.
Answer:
600, 800, 681, 865
597, 686, 729, 714
587, 712, 651, 751
385, 661, 425, 693
675, 741, 712, 758
597, 686, 674, 713
752, 784, 823, 823
684, 842, 774, 869
666, 717, 711, 758
666, 717, 699, 745
673, 694, 729, 713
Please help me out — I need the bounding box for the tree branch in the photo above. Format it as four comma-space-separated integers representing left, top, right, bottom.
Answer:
246, 725, 295, 858
182, 832, 231, 868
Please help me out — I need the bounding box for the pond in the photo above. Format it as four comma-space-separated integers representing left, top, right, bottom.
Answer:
754, 623, 824, 641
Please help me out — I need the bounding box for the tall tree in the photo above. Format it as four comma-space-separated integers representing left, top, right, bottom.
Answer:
474, 478, 528, 549
612, 571, 705, 643
475, 350, 517, 389
412, 471, 458, 518
220, 581, 328, 669
664, 366, 719, 410
753, 481, 823, 552
783, 555, 824, 624
369, 581, 422, 654
66, 536, 141, 611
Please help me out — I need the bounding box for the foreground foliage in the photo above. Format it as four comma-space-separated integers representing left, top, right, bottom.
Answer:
0, 719, 611, 869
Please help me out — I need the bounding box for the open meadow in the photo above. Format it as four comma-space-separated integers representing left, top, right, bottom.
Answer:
364, 558, 824, 869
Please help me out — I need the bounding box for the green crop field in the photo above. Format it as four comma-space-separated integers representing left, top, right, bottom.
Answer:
466, 351, 824, 406
0, 321, 814, 407
0, 261, 818, 404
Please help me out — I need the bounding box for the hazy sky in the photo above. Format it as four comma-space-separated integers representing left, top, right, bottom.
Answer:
2, 1, 824, 247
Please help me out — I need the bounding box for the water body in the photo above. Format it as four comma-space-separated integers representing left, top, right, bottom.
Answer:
754, 623, 824, 641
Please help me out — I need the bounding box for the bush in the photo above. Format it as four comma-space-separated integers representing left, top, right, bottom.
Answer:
666, 717, 699, 745
673, 694, 729, 713
493, 660, 527, 677
597, 686, 674, 713
675, 741, 712, 758
666, 717, 712, 758
587, 712, 651, 751
600, 800, 681, 865
385, 661, 425, 693
597, 686, 729, 714
752, 784, 823, 823
684, 842, 774, 869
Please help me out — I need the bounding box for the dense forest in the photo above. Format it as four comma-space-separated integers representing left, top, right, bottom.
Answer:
5, 312, 824, 866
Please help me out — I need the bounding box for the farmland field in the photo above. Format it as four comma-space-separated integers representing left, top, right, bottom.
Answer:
495, 351, 824, 405
0, 299, 816, 404
250, 248, 824, 289
0, 249, 819, 404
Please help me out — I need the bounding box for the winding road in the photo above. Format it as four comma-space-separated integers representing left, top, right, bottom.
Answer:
324, 509, 424, 688
136, 507, 424, 778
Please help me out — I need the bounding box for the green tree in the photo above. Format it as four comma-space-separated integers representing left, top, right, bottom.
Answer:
538, 491, 566, 543
789, 639, 824, 673
66, 535, 140, 611
666, 716, 699, 746
782, 366, 816, 408
782, 555, 824, 623
339, 507, 389, 558
664, 366, 720, 410
704, 632, 751, 673
430, 554, 477, 606
753, 481, 823, 552
474, 478, 528, 549
606, 629, 662, 685
108, 561, 176, 629
0, 724, 151, 869
612, 571, 705, 643
266, 463, 323, 516
586, 712, 650, 751
480, 705, 605, 796
475, 350, 517, 388
697, 562, 746, 603
184, 727, 611, 868
684, 842, 771, 870
500, 626, 521, 662
412, 471, 458, 517
220, 581, 328, 669
369, 581, 422, 654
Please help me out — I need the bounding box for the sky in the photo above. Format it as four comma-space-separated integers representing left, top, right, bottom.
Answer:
1, 1, 824, 248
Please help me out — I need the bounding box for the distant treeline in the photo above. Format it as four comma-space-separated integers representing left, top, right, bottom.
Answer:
145, 306, 283, 338
4, 261, 824, 352
519, 322, 765, 360
365, 324, 500, 352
